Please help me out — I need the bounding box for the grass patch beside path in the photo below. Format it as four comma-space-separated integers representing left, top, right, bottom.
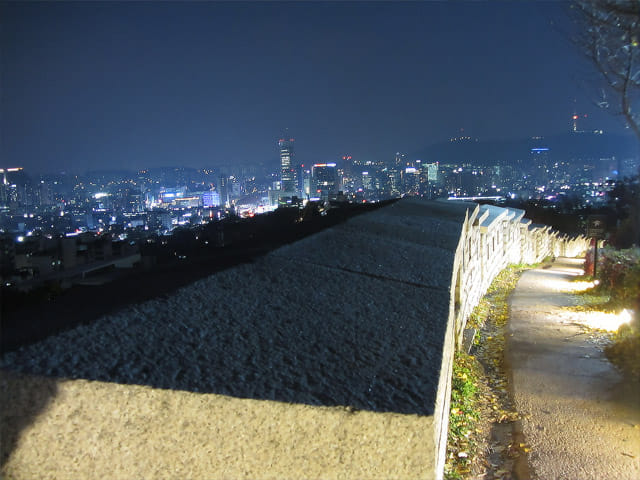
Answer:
445, 351, 482, 479
445, 264, 529, 480
568, 255, 640, 381
606, 326, 640, 380
570, 293, 640, 381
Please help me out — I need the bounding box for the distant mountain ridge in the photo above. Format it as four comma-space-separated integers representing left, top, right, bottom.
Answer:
411, 132, 639, 166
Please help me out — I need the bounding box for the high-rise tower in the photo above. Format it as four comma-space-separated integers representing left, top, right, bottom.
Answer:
312, 163, 338, 202
279, 138, 297, 194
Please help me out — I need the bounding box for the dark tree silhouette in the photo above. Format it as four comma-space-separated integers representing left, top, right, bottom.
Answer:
571, 1, 640, 139
607, 175, 640, 247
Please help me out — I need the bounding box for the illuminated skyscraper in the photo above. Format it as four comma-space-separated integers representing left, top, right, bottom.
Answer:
279, 138, 297, 194
362, 171, 373, 192
403, 167, 420, 193
312, 163, 339, 201
530, 147, 551, 185
0, 167, 28, 208
217, 176, 230, 208
426, 162, 439, 183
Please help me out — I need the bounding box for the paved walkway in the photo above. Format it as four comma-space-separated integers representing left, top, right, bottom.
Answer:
507, 257, 640, 480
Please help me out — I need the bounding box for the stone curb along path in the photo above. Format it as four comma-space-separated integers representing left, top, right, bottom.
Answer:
506, 257, 640, 480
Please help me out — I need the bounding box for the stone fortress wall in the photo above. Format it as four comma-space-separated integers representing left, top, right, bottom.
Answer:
438, 202, 590, 475
451, 202, 590, 349
1, 198, 590, 480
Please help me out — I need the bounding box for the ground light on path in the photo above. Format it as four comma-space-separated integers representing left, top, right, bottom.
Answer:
507, 257, 640, 480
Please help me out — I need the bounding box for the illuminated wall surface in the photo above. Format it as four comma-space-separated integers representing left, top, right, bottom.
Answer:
0, 198, 588, 480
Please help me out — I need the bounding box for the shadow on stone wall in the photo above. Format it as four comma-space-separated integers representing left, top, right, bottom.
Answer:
1, 253, 445, 417
1, 254, 445, 471
2, 199, 450, 422
2, 202, 395, 353
3, 203, 415, 469
0, 372, 58, 469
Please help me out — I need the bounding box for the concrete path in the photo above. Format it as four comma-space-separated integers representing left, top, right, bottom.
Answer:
507, 257, 640, 480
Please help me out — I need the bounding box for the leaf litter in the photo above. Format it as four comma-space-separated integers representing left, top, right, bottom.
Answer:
445, 265, 534, 480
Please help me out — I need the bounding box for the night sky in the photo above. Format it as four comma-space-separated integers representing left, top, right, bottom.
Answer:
0, 1, 631, 174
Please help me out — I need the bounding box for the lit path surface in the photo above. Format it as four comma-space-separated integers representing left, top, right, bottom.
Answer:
507, 257, 640, 480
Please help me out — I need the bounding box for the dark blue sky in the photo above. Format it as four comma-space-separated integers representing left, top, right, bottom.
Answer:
0, 1, 631, 174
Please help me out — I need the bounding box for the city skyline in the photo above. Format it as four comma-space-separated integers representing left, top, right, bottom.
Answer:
1, 1, 636, 175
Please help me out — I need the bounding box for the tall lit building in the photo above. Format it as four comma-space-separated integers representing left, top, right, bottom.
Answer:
403, 167, 420, 193
202, 190, 220, 207
217, 176, 230, 208
0, 167, 23, 185
387, 168, 402, 197
300, 165, 311, 198
0, 167, 28, 208
426, 162, 439, 183
362, 171, 373, 192
312, 163, 338, 201
279, 138, 297, 194
530, 147, 551, 185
